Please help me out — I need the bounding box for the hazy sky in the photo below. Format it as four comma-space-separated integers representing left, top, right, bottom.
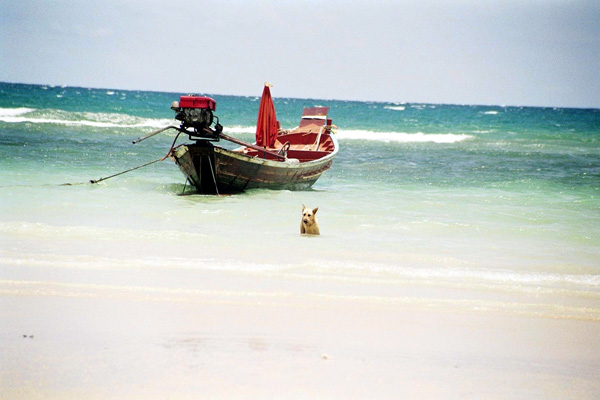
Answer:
2, 0, 599, 108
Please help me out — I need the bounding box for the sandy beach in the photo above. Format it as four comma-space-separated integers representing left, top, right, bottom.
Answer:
2, 267, 599, 400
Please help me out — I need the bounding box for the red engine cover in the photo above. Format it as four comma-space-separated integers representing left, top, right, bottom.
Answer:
179, 96, 216, 110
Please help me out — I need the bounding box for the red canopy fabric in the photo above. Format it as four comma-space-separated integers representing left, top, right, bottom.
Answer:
255, 85, 278, 148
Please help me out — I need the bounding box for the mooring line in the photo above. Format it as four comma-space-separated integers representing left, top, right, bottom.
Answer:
89, 157, 165, 184
206, 154, 220, 195
85, 130, 183, 185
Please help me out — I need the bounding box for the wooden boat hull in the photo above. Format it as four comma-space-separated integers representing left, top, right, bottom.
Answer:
170, 134, 338, 194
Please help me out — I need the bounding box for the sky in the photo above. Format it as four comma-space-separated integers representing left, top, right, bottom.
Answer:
1, 0, 599, 108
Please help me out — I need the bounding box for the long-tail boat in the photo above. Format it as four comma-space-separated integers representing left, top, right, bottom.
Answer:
134, 84, 338, 194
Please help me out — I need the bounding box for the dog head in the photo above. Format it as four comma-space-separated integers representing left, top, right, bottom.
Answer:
302, 204, 318, 226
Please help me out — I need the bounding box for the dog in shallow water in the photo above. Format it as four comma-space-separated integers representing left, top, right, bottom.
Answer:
300, 205, 320, 235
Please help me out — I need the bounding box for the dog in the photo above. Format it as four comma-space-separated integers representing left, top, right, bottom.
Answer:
301, 204, 320, 235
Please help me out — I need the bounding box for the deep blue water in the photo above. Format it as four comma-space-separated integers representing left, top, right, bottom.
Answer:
1, 81, 598, 190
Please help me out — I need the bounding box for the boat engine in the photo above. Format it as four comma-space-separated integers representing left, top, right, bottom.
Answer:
171, 95, 223, 140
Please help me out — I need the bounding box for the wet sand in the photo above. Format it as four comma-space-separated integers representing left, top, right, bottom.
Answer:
2, 270, 599, 399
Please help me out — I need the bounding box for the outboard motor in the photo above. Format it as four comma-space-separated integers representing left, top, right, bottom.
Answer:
171, 95, 223, 140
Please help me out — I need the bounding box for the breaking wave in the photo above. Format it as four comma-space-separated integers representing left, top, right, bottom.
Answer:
1, 108, 472, 143
224, 126, 256, 135
0, 107, 171, 129
336, 130, 473, 144
221, 127, 473, 144
0, 107, 36, 116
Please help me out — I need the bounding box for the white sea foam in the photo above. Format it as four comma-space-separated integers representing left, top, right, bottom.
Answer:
0, 107, 35, 117
2, 250, 598, 321
224, 126, 256, 135
336, 130, 473, 144
221, 126, 472, 143
3, 243, 598, 290
1, 108, 471, 143
0, 107, 171, 129
219, 126, 473, 144
299, 259, 600, 288
0, 115, 170, 129
384, 106, 406, 111
483, 110, 499, 115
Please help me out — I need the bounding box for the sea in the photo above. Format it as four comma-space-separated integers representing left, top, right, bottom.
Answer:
1, 81, 599, 321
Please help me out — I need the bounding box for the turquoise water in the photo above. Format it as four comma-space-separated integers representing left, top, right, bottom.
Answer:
1, 81, 599, 319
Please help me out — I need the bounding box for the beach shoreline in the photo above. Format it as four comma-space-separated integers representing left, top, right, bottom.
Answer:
2, 269, 599, 399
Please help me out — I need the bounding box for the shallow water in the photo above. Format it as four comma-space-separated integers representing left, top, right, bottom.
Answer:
1, 82, 599, 321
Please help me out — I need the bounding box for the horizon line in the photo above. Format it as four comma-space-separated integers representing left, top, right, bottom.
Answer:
2, 80, 598, 111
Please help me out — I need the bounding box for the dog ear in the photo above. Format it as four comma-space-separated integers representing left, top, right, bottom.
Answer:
302, 204, 306, 211
313, 207, 319, 215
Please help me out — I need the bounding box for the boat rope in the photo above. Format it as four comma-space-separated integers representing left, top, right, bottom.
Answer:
181, 178, 190, 195
89, 157, 164, 184
89, 131, 183, 185
206, 154, 220, 195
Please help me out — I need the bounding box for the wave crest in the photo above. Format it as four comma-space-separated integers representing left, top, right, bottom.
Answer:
0, 108, 472, 143
0, 107, 36, 117
0, 107, 171, 129
336, 130, 472, 144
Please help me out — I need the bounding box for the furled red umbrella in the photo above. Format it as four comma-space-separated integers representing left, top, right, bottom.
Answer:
255, 83, 278, 148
